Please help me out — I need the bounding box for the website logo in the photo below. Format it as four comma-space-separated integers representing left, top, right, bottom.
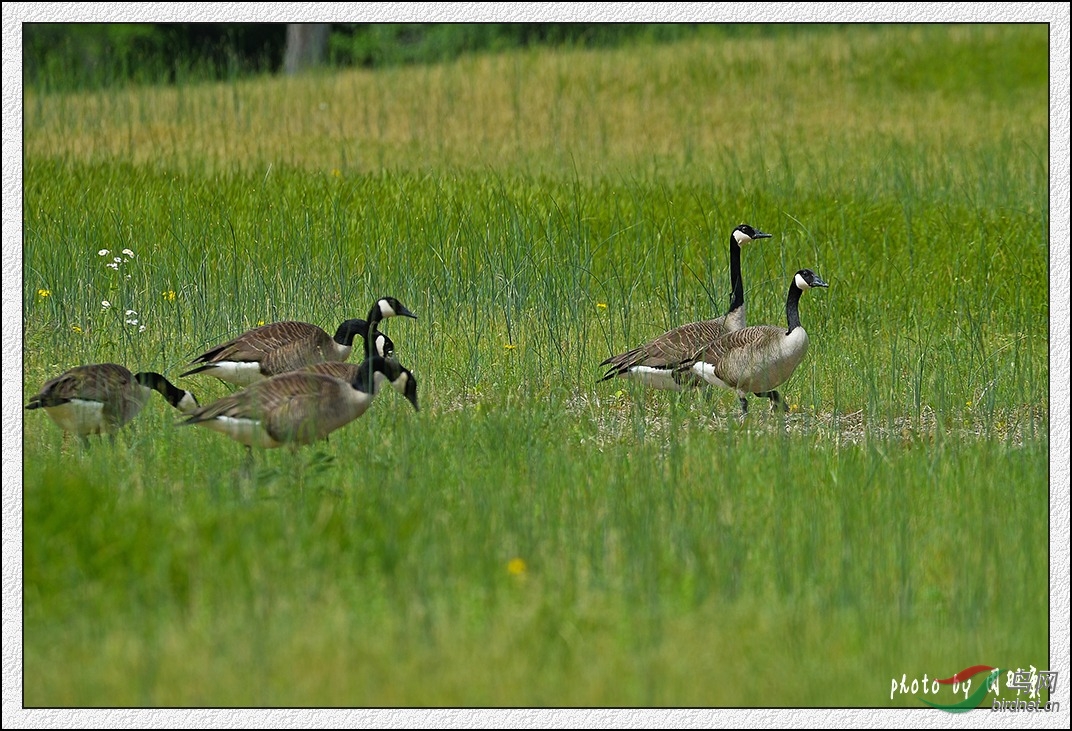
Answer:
890, 665, 1059, 713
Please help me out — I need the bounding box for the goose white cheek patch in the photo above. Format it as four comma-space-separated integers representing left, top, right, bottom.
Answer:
795, 273, 810, 290
733, 230, 752, 245
177, 392, 200, 414
379, 300, 397, 318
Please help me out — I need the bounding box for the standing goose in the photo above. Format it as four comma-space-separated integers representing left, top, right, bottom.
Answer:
598, 223, 773, 390
180, 297, 416, 386
678, 268, 828, 415
178, 355, 419, 450
26, 363, 199, 440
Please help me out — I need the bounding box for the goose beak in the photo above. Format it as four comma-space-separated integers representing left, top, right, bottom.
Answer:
397, 304, 418, 320
813, 276, 829, 288
754, 230, 773, 239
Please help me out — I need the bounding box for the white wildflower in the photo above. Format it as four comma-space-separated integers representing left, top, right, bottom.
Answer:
98, 249, 109, 256
101, 300, 111, 309
113, 257, 123, 263
107, 262, 119, 270
121, 248, 134, 258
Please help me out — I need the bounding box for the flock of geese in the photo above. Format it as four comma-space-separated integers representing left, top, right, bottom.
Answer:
25, 298, 420, 452
26, 223, 827, 452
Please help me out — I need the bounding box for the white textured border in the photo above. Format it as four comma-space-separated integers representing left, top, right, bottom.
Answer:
3, 3, 1069, 729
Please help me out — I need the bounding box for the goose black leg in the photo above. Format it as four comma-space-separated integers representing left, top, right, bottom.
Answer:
757, 390, 788, 412
239, 445, 255, 481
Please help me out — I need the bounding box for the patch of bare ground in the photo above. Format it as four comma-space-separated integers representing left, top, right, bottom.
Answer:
570, 391, 1046, 451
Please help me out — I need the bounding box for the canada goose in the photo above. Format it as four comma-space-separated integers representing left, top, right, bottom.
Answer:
181, 297, 416, 386
678, 268, 828, 415
25, 363, 199, 439
179, 355, 419, 449
598, 223, 773, 390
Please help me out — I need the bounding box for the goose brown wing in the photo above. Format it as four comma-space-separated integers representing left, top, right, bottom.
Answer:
683, 326, 784, 385
258, 330, 336, 376
189, 321, 326, 365
261, 381, 350, 444
182, 372, 326, 425
600, 318, 730, 376
245, 372, 340, 412
179, 391, 255, 425
299, 361, 363, 381
30, 371, 86, 406
31, 364, 134, 405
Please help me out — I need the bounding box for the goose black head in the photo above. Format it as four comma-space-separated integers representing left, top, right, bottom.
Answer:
379, 357, 420, 413
732, 224, 773, 245
793, 269, 829, 290
370, 297, 417, 323
391, 368, 419, 412
356, 356, 419, 412
374, 332, 395, 359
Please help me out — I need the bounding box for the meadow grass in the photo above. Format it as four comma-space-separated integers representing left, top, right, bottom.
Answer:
20, 24, 1051, 707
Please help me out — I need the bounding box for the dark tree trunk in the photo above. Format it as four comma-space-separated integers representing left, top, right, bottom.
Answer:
283, 23, 331, 75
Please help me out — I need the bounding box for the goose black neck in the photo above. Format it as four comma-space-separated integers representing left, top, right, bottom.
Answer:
785, 282, 804, 334
727, 236, 744, 314
135, 372, 184, 406
335, 319, 369, 347
352, 355, 386, 394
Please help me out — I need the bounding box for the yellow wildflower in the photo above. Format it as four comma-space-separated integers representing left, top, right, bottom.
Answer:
504, 343, 518, 351
37, 288, 51, 298
507, 558, 527, 576
596, 302, 608, 310
71, 325, 82, 334
162, 290, 176, 302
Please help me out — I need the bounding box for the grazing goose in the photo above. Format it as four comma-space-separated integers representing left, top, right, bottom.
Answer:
180, 297, 416, 386
679, 268, 828, 415
598, 223, 773, 390
179, 355, 418, 450
26, 363, 199, 439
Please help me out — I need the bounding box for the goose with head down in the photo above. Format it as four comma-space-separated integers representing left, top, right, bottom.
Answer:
26, 363, 199, 441
179, 355, 418, 450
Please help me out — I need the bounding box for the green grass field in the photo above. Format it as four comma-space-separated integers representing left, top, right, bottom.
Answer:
19, 24, 1051, 707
